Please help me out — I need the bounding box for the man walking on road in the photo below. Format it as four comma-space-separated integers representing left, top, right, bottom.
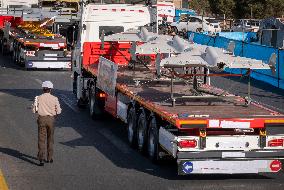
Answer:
32, 81, 62, 166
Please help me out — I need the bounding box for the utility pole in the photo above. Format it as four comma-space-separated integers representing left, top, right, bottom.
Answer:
250, 5, 253, 28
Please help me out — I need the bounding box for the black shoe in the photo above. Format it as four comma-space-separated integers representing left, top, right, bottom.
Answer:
46, 159, 53, 163
39, 161, 44, 166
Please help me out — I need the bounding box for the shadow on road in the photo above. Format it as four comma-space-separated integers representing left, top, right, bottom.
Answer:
0, 88, 273, 180
0, 147, 39, 166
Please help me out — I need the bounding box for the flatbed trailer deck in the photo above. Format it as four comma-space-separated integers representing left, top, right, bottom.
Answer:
85, 61, 284, 128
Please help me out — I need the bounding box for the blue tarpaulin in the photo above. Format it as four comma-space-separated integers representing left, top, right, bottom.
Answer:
187, 31, 284, 89
217, 32, 257, 42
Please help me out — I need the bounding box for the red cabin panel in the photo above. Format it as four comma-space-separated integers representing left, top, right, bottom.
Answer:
83, 42, 132, 66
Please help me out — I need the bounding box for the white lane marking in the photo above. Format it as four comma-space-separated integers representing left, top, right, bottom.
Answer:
98, 127, 130, 154
59, 94, 80, 113
35, 78, 43, 85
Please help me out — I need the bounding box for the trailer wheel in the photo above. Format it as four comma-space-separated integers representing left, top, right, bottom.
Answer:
77, 98, 87, 108
89, 85, 103, 119
147, 116, 160, 163
1, 40, 6, 55
127, 107, 137, 147
12, 48, 18, 64
137, 109, 148, 153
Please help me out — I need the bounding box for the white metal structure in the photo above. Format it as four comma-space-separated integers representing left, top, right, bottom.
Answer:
107, 28, 275, 72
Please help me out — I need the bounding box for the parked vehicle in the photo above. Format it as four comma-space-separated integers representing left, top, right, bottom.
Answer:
231, 19, 260, 32
170, 16, 220, 34
39, 0, 80, 14
72, 2, 284, 175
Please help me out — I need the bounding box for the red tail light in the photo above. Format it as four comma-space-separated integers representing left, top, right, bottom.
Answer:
178, 140, 197, 148
268, 139, 284, 147
98, 92, 106, 98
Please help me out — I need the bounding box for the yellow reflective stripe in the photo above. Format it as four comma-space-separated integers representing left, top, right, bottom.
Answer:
265, 120, 284, 124
179, 120, 207, 125
0, 170, 9, 190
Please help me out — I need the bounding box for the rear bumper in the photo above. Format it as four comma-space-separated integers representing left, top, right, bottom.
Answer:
25, 61, 71, 69
177, 150, 284, 159
177, 150, 284, 175
177, 159, 283, 175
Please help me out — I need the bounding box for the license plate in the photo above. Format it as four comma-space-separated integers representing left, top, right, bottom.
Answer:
44, 54, 57, 56
222, 152, 245, 158
44, 58, 57, 60
220, 120, 250, 128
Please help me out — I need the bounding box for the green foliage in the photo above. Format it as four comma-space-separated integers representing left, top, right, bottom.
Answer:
189, 0, 284, 19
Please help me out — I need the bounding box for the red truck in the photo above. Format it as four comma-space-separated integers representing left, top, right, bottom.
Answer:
0, 15, 71, 69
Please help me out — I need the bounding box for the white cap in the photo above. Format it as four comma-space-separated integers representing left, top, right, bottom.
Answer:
42, 81, 54, 89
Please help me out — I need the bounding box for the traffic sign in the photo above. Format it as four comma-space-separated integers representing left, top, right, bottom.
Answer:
182, 161, 193, 174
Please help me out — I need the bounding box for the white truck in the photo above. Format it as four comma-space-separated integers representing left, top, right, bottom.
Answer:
72, 2, 284, 175
157, 1, 175, 23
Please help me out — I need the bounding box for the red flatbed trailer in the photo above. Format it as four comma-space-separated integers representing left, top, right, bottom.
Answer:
74, 40, 284, 175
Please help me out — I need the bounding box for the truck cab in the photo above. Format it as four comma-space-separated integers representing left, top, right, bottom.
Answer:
72, 3, 153, 99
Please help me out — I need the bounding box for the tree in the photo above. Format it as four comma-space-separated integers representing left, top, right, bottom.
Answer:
209, 0, 235, 18
189, 0, 211, 16
188, 0, 284, 19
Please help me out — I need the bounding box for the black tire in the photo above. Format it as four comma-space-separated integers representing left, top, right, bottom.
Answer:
1, 43, 5, 55
13, 49, 18, 64
172, 26, 178, 35
77, 98, 87, 108
73, 72, 78, 95
0, 39, 2, 52
147, 116, 160, 163
89, 84, 104, 120
127, 107, 137, 147
137, 109, 148, 153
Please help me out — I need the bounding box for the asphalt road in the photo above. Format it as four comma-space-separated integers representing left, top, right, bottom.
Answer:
0, 54, 284, 190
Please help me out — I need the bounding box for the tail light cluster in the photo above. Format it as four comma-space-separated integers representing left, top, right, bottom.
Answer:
26, 51, 35, 56
268, 139, 284, 147
98, 92, 106, 98
178, 139, 197, 148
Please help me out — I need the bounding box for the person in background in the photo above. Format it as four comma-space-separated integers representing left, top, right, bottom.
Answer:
32, 81, 62, 166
